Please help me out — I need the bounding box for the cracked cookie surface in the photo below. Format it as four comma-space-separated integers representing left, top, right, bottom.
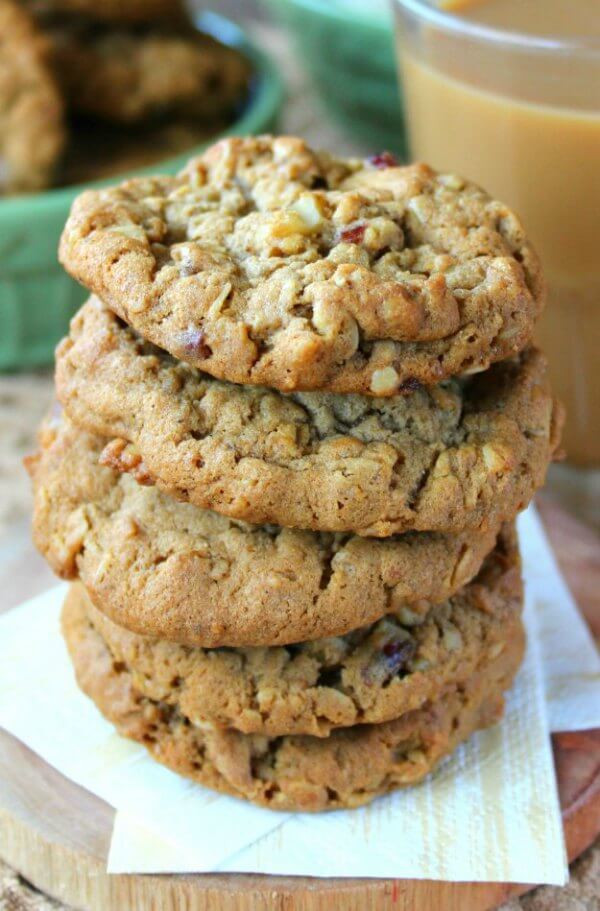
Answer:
62, 585, 523, 810
28, 417, 501, 646
0, 0, 64, 194
58, 135, 544, 394
69, 527, 521, 736
48, 23, 250, 125
56, 297, 562, 536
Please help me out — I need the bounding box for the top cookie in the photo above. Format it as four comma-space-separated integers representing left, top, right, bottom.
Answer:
0, 0, 65, 194
58, 135, 544, 395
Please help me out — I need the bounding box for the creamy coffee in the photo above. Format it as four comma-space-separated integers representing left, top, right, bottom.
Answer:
396, 0, 600, 463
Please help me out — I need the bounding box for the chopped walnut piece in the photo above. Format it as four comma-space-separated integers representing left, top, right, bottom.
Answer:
99, 439, 155, 486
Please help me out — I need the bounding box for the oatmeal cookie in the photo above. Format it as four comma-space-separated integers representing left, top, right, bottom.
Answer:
0, 0, 64, 193
70, 529, 521, 736
63, 586, 523, 810
49, 24, 249, 124
28, 416, 500, 646
59, 136, 544, 394
56, 297, 562, 536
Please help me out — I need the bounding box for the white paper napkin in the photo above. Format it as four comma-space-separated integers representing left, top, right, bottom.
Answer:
0, 506, 598, 883
518, 508, 600, 732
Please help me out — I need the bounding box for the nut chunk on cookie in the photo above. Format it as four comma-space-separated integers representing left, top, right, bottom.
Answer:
59, 135, 544, 394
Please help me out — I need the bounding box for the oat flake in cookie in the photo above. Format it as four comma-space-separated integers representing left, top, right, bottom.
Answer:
62, 585, 524, 811
59, 135, 544, 394
0, 0, 64, 194
72, 527, 522, 737
56, 297, 562, 537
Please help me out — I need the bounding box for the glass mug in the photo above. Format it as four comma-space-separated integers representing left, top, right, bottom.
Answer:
392, 0, 600, 465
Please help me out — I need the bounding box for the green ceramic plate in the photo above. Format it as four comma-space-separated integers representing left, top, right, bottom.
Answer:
0, 13, 283, 371
262, 0, 405, 155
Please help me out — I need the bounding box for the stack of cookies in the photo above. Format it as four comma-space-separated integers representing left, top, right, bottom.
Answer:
28, 136, 562, 811
0, 0, 249, 194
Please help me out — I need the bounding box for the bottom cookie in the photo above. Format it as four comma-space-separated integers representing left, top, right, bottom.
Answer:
62, 590, 524, 812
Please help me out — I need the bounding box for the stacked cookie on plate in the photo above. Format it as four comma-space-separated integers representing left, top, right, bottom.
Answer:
28, 136, 562, 811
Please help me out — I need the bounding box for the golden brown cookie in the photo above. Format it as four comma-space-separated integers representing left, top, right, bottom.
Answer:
48, 23, 249, 124
70, 528, 522, 736
56, 297, 562, 537
28, 416, 501, 647
58, 136, 544, 394
62, 586, 523, 811
0, 0, 64, 193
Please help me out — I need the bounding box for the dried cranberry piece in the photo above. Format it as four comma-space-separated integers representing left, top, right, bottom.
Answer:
382, 639, 415, 670
367, 151, 399, 170
399, 376, 422, 394
181, 327, 212, 359
362, 638, 416, 687
338, 223, 366, 244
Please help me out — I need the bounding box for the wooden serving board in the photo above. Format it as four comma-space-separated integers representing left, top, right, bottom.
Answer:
0, 497, 599, 911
